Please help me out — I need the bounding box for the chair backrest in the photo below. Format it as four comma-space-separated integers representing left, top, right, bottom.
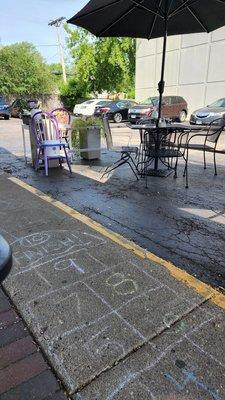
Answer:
206, 118, 225, 144
31, 112, 59, 146
51, 108, 71, 125
102, 116, 113, 150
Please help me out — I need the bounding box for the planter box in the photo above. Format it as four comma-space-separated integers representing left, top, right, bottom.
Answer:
79, 126, 101, 160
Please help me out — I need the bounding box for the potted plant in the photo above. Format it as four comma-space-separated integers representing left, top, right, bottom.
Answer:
71, 116, 103, 160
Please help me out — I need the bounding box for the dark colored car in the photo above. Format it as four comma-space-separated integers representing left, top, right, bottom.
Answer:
94, 100, 112, 116
94, 99, 138, 123
128, 96, 188, 124
10, 99, 39, 118
0, 96, 10, 120
190, 98, 225, 125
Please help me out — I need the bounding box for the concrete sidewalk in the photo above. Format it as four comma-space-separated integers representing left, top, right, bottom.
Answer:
0, 173, 225, 399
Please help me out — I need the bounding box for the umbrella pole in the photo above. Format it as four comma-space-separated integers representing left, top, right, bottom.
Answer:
157, 13, 168, 127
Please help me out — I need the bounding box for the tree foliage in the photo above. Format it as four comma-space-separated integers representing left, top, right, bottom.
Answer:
0, 42, 55, 97
61, 26, 136, 107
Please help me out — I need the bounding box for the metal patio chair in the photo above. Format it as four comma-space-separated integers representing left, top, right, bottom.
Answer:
183, 118, 225, 188
31, 112, 72, 177
102, 116, 139, 180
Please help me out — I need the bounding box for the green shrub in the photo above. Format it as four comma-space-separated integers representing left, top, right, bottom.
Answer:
71, 116, 103, 150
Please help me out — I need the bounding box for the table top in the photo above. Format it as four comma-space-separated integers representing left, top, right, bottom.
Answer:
0, 235, 12, 283
131, 123, 203, 131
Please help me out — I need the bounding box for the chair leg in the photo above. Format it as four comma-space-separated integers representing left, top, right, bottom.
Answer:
203, 149, 206, 169
185, 160, 189, 188
214, 150, 217, 176
145, 162, 148, 188
127, 161, 139, 180
35, 149, 41, 171
64, 147, 72, 174
129, 154, 140, 173
101, 159, 128, 178
44, 153, 48, 177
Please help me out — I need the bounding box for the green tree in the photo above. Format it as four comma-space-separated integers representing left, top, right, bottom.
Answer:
63, 26, 135, 100
0, 42, 55, 96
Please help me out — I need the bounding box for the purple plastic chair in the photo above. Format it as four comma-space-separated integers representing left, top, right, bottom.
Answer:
31, 111, 72, 177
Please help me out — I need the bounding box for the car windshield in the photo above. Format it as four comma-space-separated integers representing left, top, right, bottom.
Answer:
84, 100, 95, 105
141, 97, 159, 106
209, 99, 225, 108
96, 100, 111, 106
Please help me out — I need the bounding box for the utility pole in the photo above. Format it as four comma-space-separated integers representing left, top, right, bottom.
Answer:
48, 17, 67, 83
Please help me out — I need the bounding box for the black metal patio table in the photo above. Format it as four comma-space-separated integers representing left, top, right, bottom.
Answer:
0, 235, 12, 283
131, 123, 202, 177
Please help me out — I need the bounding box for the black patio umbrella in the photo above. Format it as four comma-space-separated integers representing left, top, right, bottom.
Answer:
68, 0, 225, 124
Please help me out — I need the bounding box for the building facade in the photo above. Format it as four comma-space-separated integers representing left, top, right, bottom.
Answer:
135, 26, 225, 116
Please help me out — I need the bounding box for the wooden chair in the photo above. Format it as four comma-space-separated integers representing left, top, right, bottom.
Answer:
31, 112, 72, 177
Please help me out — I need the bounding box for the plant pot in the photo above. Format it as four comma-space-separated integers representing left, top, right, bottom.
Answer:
79, 126, 101, 160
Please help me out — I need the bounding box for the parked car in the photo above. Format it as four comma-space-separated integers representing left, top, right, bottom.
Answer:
73, 99, 109, 117
94, 100, 138, 123
10, 99, 39, 118
128, 96, 188, 124
94, 100, 112, 115
0, 96, 10, 120
190, 98, 225, 125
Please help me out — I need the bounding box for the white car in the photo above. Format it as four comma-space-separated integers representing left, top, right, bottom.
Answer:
73, 99, 108, 116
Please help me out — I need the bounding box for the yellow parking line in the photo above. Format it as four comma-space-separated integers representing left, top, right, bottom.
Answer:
9, 176, 225, 310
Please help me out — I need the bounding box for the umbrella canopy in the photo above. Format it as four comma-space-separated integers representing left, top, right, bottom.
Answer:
68, 0, 225, 39
68, 0, 225, 123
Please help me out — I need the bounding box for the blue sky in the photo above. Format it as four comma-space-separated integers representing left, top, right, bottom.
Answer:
0, 0, 87, 63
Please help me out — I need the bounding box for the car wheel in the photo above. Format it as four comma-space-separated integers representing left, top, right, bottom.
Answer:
4, 115, 10, 120
178, 110, 187, 123
113, 112, 123, 123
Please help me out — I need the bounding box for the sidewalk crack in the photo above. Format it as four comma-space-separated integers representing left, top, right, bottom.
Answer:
73, 296, 211, 395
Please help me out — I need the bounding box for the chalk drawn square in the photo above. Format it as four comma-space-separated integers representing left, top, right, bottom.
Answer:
75, 315, 225, 400
136, 338, 225, 400
86, 242, 131, 267
187, 314, 225, 367
85, 262, 162, 309
119, 286, 195, 338
9, 230, 106, 276
4, 249, 110, 305
48, 313, 143, 394
25, 282, 110, 341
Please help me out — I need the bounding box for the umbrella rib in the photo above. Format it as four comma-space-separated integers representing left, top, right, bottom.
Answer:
130, 0, 164, 18
185, 2, 209, 32
148, 0, 164, 40
97, 2, 139, 35
169, 0, 200, 18
168, 0, 175, 14
67, 0, 124, 22
213, 0, 225, 4
98, 0, 163, 36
